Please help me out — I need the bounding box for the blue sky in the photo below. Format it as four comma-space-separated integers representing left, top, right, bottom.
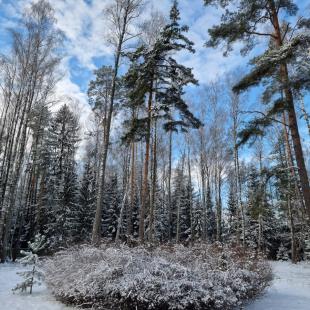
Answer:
0, 1, 248, 110
0, 0, 309, 162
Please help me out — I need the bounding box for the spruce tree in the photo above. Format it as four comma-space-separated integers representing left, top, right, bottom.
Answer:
227, 175, 238, 242
79, 148, 97, 242
102, 174, 121, 240
271, 132, 300, 261
45, 105, 80, 249
13, 234, 46, 294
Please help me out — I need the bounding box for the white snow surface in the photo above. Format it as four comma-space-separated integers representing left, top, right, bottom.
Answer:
246, 261, 310, 310
0, 260, 309, 310
0, 263, 74, 310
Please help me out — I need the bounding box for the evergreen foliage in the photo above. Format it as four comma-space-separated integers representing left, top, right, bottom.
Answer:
44, 105, 80, 249
13, 234, 46, 294
122, 1, 201, 144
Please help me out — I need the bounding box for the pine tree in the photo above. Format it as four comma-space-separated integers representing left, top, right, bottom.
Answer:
122, 1, 201, 242
123, 1, 201, 142
204, 0, 310, 218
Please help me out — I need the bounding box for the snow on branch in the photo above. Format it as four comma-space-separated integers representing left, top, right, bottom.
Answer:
234, 34, 310, 93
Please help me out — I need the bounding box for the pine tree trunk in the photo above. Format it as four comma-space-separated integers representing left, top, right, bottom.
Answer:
149, 119, 157, 243
281, 115, 298, 262
233, 102, 246, 248
282, 113, 306, 214
139, 79, 154, 243
270, 1, 310, 220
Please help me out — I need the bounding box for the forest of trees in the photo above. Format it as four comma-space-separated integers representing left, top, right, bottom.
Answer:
0, 0, 310, 265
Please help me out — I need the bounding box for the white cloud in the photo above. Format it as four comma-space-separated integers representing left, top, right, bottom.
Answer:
52, 0, 114, 70
0, 0, 255, 147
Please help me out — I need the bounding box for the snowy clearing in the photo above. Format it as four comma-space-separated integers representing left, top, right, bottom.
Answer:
246, 261, 310, 310
0, 263, 74, 310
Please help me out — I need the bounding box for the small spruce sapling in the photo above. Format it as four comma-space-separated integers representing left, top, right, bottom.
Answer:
304, 239, 310, 260
13, 234, 47, 294
276, 243, 289, 261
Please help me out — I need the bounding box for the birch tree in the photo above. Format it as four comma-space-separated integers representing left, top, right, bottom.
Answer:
92, 0, 143, 245
0, 0, 62, 261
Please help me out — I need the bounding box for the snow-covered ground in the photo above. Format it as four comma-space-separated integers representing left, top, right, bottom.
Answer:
0, 263, 74, 310
0, 261, 309, 310
246, 261, 310, 310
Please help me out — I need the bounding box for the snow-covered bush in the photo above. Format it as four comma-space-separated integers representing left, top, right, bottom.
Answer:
43, 244, 271, 310
13, 234, 46, 294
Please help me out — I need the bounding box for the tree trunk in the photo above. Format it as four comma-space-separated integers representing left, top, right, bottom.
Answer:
115, 166, 131, 244
187, 143, 194, 244
127, 141, 136, 237
149, 119, 157, 243
199, 132, 207, 241
168, 131, 172, 241
139, 81, 154, 243
270, 1, 310, 220
91, 21, 126, 245
216, 166, 222, 242
287, 196, 297, 263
